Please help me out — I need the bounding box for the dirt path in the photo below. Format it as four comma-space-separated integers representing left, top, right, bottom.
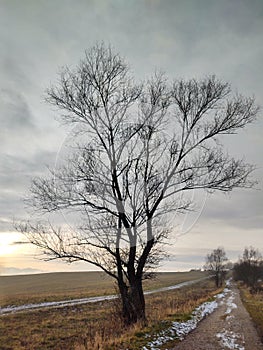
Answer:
172, 282, 263, 350
0, 277, 208, 315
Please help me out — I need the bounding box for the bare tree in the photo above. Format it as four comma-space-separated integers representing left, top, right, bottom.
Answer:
18, 43, 259, 325
233, 246, 263, 290
204, 247, 228, 287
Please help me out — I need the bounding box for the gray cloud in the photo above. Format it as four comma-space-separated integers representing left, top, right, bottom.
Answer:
0, 88, 36, 131
0, 151, 57, 198
0, 150, 57, 231
199, 188, 263, 231
10, 241, 30, 246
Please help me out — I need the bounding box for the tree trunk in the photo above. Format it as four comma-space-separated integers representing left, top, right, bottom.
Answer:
215, 272, 219, 287
117, 277, 146, 326
130, 278, 146, 323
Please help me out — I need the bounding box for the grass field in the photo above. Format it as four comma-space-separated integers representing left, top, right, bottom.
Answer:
239, 284, 263, 343
0, 270, 205, 307
0, 273, 219, 350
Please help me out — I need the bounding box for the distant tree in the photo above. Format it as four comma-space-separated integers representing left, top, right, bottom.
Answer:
18, 43, 259, 325
233, 246, 263, 290
204, 247, 228, 287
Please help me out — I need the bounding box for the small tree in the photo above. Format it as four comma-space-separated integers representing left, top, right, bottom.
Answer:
18, 43, 259, 325
204, 247, 228, 287
233, 246, 263, 290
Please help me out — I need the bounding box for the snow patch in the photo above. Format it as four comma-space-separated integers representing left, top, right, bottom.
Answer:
144, 277, 210, 295
226, 279, 232, 287
172, 300, 219, 340
143, 280, 234, 350
0, 294, 117, 315
216, 329, 245, 350
216, 279, 232, 300
143, 296, 221, 349
225, 292, 237, 315
215, 285, 231, 307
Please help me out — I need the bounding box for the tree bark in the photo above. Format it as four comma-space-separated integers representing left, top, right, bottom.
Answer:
215, 272, 219, 288
117, 276, 146, 325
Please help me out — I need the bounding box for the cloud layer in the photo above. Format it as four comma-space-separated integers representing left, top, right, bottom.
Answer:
0, 0, 262, 273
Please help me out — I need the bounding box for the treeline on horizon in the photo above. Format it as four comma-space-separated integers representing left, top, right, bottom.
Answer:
204, 246, 263, 291
232, 246, 263, 291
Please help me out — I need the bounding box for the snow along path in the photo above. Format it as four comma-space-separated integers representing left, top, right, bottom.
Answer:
0, 276, 209, 316
170, 281, 263, 350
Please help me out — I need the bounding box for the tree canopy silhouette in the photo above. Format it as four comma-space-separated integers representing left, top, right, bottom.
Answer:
18, 43, 259, 325
233, 247, 263, 290
204, 247, 228, 287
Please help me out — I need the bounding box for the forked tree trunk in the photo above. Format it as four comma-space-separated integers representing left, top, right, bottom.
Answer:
118, 277, 146, 325
115, 234, 153, 325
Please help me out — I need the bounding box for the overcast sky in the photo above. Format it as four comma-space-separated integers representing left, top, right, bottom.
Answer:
0, 0, 262, 275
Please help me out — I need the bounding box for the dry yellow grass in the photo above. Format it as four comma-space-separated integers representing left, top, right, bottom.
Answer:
0, 271, 114, 307
0, 276, 220, 350
73, 279, 221, 350
239, 283, 263, 343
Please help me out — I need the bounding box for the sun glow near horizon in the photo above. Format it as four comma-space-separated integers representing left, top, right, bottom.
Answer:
0, 232, 28, 257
